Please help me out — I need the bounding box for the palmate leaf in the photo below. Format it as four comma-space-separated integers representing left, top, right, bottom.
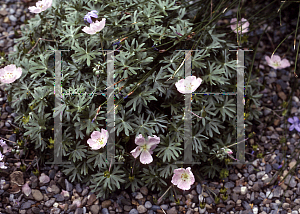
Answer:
159, 163, 177, 179
28, 53, 52, 79
215, 97, 236, 121
62, 163, 84, 182
71, 40, 102, 66
155, 134, 183, 162
86, 150, 107, 169
141, 165, 167, 191
67, 142, 87, 162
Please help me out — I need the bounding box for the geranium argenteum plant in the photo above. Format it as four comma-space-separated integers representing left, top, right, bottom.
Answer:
175, 76, 202, 94
131, 134, 160, 164
28, 0, 52, 14
230, 18, 249, 34
82, 18, 106, 35
84, 10, 99, 24
288, 117, 300, 132
87, 129, 109, 150
265, 55, 291, 70
0, 64, 22, 84
171, 167, 195, 190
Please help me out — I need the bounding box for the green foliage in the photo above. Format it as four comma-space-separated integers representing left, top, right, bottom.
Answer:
4, 0, 263, 199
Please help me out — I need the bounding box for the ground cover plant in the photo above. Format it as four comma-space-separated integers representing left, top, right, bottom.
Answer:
1, 0, 299, 206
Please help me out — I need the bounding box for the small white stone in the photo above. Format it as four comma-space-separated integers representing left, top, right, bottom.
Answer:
241, 186, 247, 195
262, 174, 269, 181
53, 202, 59, 208
253, 206, 259, 214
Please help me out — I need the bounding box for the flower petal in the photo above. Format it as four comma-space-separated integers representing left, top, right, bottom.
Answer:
288, 117, 294, 124
22, 183, 31, 196
289, 124, 295, 131
135, 134, 146, 146
131, 146, 142, 159
140, 150, 153, 164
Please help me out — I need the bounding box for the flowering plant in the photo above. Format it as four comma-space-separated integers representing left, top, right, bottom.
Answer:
265, 55, 290, 70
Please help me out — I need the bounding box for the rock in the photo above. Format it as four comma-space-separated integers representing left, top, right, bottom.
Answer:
242, 201, 251, 210
54, 194, 64, 202
265, 164, 272, 173
278, 91, 287, 101
50, 185, 60, 194
224, 181, 235, 189
10, 171, 24, 186
75, 208, 83, 214
75, 183, 82, 193
252, 159, 259, 167
0, 9, 8, 16
8, 15, 17, 22
137, 205, 147, 213
20, 201, 31, 210
81, 188, 89, 196
45, 198, 55, 207
50, 207, 61, 214
135, 192, 143, 200
65, 179, 73, 191
1, 112, 8, 120
128, 209, 139, 214
140, 186, 148, 196
257, 171, 265, 179
252, 183, 260, 192
166, 207, 178, 214
196, 183, 202, 194
101, 200, 112, 208
90, 205, 100, 214
145, 201, 152, 209
102, 208, 110, 214
241, 186, 247, 195
87, 193, 97, 206
32, 189, 43, 201
229, 174, 238, 181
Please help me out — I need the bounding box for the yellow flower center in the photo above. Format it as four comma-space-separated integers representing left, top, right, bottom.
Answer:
273, 62, 280, 67
141, 144, 148, 151
97, 137, 105, 146
2, 72, 14, 80
181, 172, 189, 181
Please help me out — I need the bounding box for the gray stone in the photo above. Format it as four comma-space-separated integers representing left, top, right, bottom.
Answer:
233, 187, 241, 194
81, 188, 89, 196
20, 15, 25, 22
50, 185, 60, 194
196, 183, 202, 194
252, 183, 260, 192
76, 183, 82, 193
65, 179, 73, 192
265, 164, 272, 173
229, 174, 238, 181
256, 171, 265, 179
8, 15, 17, 22
90, 205, 100, 214
32, 189, 43, 201
284, 175, 297, 188
45, 198, 55, 207
273, 187, 282, 198
137, 205, 147, 213
50, 208, 61, 214
20, 201, 31, 210
224, 181, 235, 189
129, 209, 138, 214
54, 194, 64, 202
242, 201, 251, 210
145, 201, 152, 209
75, 208, 83, 214
249, 174, 256, 182
151, 205, 161, 211
231, 193, 239, 202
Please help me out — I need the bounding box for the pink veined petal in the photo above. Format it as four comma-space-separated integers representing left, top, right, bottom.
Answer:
28, 6, 42, 13
100, 129, 109, 140
241, 18, 249, 28
171, 171, 182, 185
91, 131, 102, 140
22, 183, 31, 196
186, 167, 195, 184
140, 150, 153, 164
87, 138, 97, 148
147, 136, 160, 146
131, 146, 142, 158
94, 18, 106, 32
135, 134, 146, 146
82, 26, 96, 34
271, 55, 281, 62
14, 67, 23, 79
280, 59, 290, 69
176, 179, 191, 190
191, 77, 202, 92
175, 79, 186, 94
265, 56, 271, 65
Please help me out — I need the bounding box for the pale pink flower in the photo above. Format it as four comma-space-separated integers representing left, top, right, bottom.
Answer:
82, 18, 106, 35
28, 0, 52, 14
0, 64, 22, 84
230, 18, 249, 34
87, 129, 109, 150
0, 140, 11, 154
39, 173, 50, 184
22, 182, 32, 196
0, 162, 7, 169
265, 55, 290, 70
0, 151, 4, 161
171, 167, 195, 190
130, 134, 160, 164
175, 76, 202, 94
